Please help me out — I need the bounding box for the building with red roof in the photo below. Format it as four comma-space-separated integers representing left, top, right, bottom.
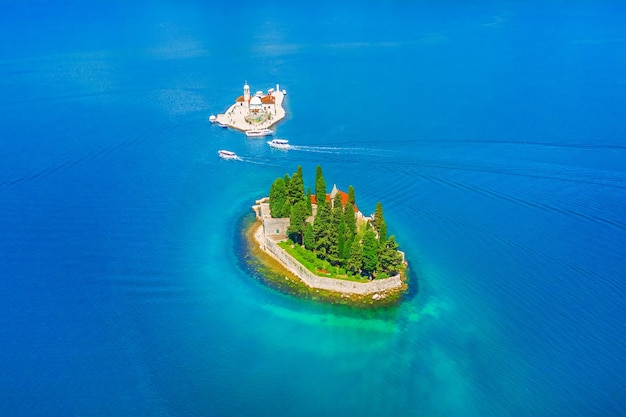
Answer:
310, 184, 365, 220
235, 83, 278, 115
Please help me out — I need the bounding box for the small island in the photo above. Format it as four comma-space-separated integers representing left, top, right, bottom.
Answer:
249, 165, 408, 307
212, 82, 286, 133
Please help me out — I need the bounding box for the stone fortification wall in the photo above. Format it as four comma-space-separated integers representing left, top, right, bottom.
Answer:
263, 218, 289, 240
261, 235, 402, 295
256, 201, 290, 239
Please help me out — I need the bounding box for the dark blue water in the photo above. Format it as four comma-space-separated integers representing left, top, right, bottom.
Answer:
2, 2, 625, 416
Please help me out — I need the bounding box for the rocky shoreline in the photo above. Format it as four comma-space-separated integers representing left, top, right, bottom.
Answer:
244, 220, 408, 308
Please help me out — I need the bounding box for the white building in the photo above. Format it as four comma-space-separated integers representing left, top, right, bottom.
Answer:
236, 82, 277, 115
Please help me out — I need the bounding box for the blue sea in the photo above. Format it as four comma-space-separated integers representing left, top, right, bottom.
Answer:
1, 2, 625, 416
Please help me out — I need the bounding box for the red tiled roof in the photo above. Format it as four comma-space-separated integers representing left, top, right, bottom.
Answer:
311, 190, 358, 212
261, 95, 275, 104
236, 94, 274, 104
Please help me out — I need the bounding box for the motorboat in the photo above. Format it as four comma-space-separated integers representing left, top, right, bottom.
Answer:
245, 128, 273, 138
216, 122, 229, 128
218, 150, 239, 160
267, 138, 290, 150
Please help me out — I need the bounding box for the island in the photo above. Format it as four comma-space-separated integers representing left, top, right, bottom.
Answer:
248, 165, 408, 307
211, 82, 286, 133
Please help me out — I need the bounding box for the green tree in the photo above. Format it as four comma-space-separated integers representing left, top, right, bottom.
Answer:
304, 222, 315, 250
269, 177, 286, 218
279, 174, 292, 217
305, 187, 313, 215
343, 238, 353, 264
348, 185, 355, 206
343, 201, 356, 241
315, 165, 326, 206
346, 238, 363, 275
373, 202, 387, 243
379, 218, 387, 245
332, 191, 343, 210
378, 235, 404, 274
281, 204, 291, 218
361, 228, 379, 278
337, 216, 347, 261
327, 193, 343, 265
287, 201, 307, 245
287, 165, 305, 207
313, 201, 331, 260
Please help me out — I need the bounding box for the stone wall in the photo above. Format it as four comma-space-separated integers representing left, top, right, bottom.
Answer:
261, 235, 402, 295
263, 217, 289, 239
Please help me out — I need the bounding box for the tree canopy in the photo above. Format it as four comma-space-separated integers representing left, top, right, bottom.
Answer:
286, 166, 305, 208
361, 228, 379, 278
269, 177, 286, 218
266, 166, 404, 278
315, 165, 326, 208
287, 201, 308, 245
373, 202, 387, 243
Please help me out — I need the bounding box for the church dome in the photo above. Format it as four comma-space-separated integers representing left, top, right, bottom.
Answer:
250, 96, 262, 105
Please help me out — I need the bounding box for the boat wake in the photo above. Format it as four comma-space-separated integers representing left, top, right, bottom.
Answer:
238, 157, 280, 167
289, 145, 392, 155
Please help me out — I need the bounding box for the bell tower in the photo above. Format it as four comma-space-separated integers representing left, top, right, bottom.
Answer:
243, 82, 250, 115
243, 82, 250, 103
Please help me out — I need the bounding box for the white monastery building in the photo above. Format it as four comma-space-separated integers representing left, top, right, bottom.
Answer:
236, 82, 279, 115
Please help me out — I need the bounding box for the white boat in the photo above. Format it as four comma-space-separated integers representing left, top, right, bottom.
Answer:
216, 122, 229, 128
218, 150, 239, 160
267, 138, 290, 150
245, 128, 273, 138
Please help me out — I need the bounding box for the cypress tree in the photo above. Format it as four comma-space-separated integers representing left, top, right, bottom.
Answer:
337, 216, 347, 262
378, 235, 403, 274
346, 238, 363, 275
372, 202, 382, 232
341, 189, 356, 264
348, 185, 355, 206
287, 165, 305, 207
387, 235, 403, 273
279, 174, 291, 217
343, 200, 356, 240
287, 201, 307, 245
379, 218, 387, 245
305, 187, 312, 215
269, 177, 287, 218
313, 201, 331, 260
328, 193, 343, 265
332, 191, 343, 210
304, 222, 315, 250
373, 202, 387, 243
361, 228, 379, 278
315, 165, 326, 206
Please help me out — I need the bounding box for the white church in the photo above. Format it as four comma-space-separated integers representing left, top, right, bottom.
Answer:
235, 82, 280, 116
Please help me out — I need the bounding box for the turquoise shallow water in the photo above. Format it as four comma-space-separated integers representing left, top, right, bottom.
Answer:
1, 2, 626, 416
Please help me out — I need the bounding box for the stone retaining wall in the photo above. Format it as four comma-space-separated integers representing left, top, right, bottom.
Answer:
261, 234, 402, 295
